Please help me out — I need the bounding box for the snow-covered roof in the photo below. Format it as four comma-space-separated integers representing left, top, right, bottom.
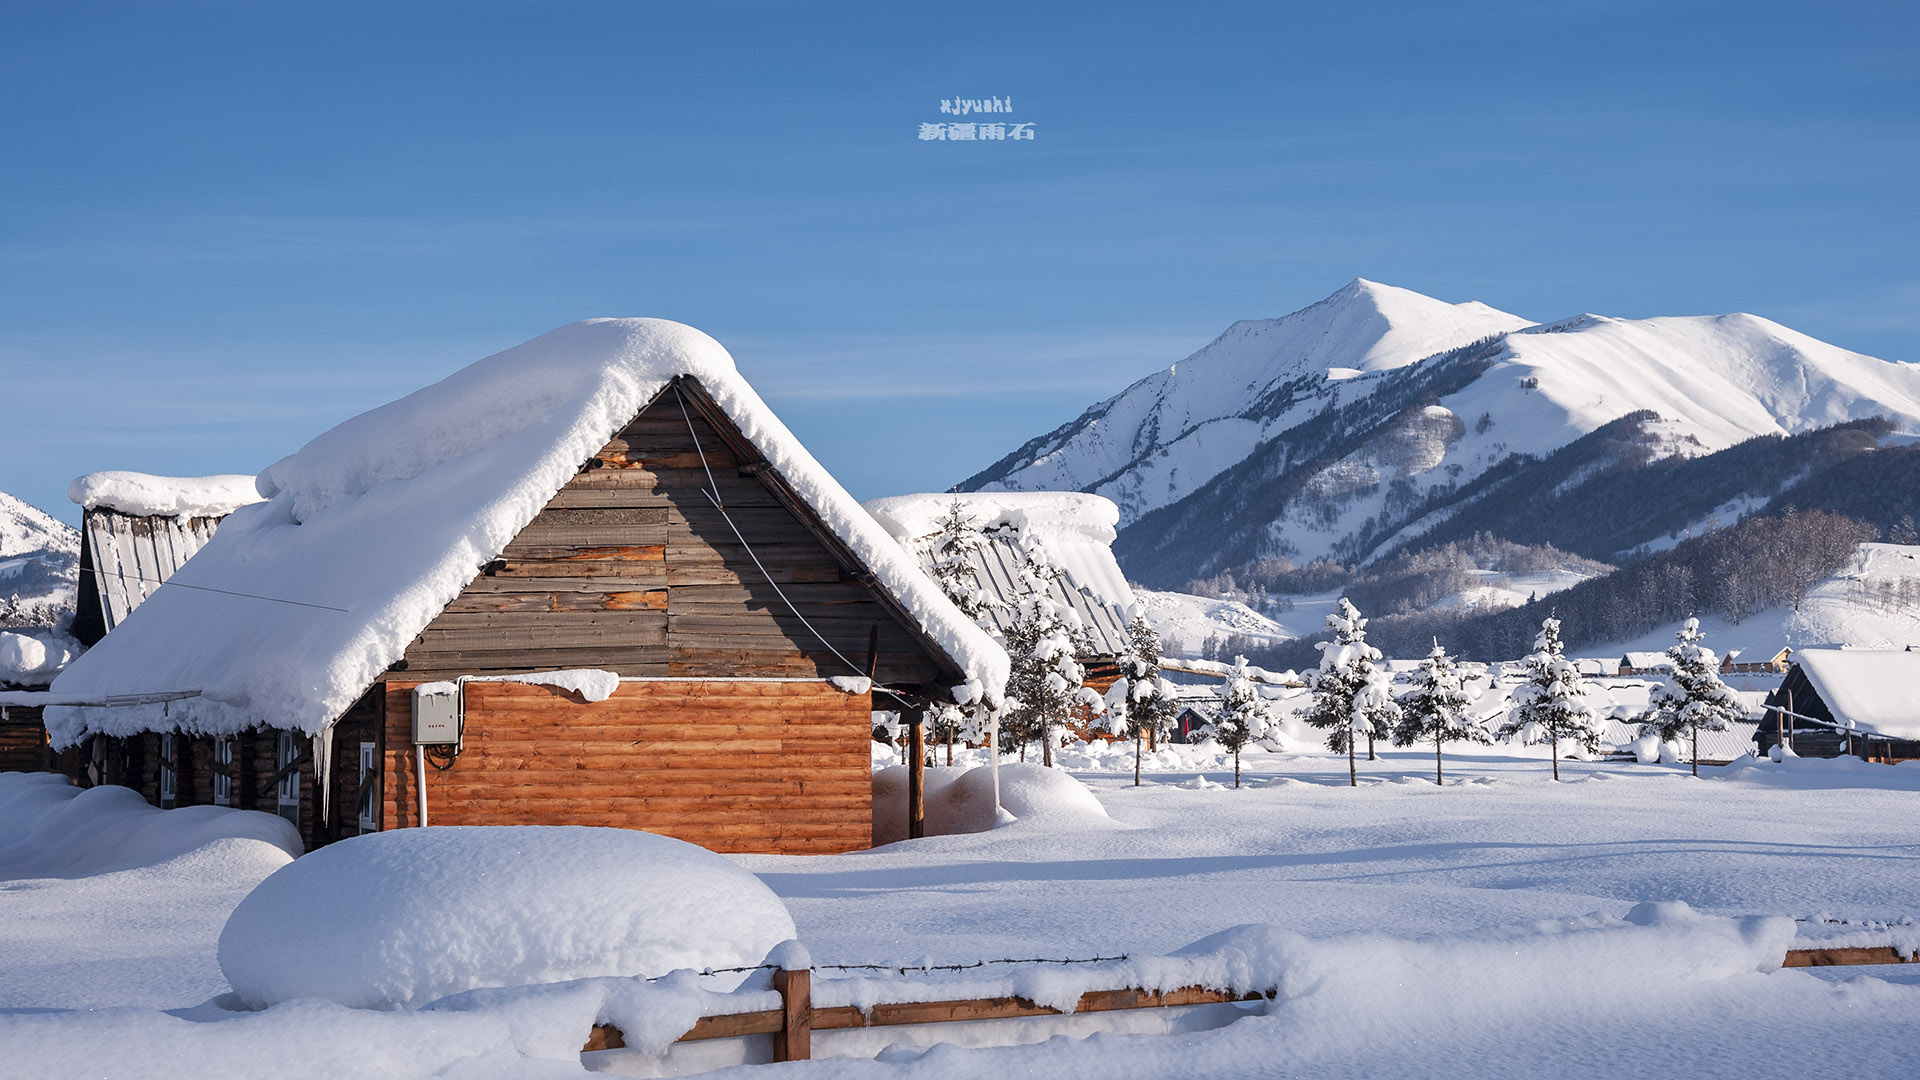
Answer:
863, 492, 1136, 659
68, 472, 263, 518
47, 319, 1008, 746
1622, 652, 1671, 669
864, 492, 1135, 613
1793, 646, 1920, 740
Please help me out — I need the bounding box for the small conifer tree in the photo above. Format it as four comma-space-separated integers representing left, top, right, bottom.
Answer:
1106, 614, 1179, 786
1392, 639, 1488, 785
1636, 617, 1745, 776
1307, 598, 1399, 786
1199, 655, 1273, 787
1499, 616, 1598, 781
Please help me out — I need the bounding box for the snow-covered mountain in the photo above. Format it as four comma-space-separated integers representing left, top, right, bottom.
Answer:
965, 280, 1531, 524
964, 281, 1920, 586
0, 491, 79, 624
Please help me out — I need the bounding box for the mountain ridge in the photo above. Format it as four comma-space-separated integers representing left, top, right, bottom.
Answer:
963, 281, 1920, 587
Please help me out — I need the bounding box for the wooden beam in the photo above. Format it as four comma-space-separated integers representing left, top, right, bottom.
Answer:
678, 1010, 784, 1041
587, 984, 1270, 1054
812, 985, 1266, 1029
1781, 946, 1915, 967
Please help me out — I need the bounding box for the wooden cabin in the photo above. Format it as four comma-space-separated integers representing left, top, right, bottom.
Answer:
1722, 646, 1791, 675
1617, 651, 1672, 677
1758, 647, 1920, 762
42, 320, 1006, 856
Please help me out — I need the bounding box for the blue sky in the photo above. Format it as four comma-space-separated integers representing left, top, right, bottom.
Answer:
2, 0, 1915, 524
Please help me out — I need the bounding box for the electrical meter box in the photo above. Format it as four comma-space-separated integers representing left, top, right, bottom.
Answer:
412, 684, 461, 745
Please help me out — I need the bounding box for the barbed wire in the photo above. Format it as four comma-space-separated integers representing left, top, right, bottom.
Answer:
644, 954, 1132, 982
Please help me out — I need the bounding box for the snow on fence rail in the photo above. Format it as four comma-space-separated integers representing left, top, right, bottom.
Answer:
581, 942, 1914, 1064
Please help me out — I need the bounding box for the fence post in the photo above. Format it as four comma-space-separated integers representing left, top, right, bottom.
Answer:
773, 964, 811, 1062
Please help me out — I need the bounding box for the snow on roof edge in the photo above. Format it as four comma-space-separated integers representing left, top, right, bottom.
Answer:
46, 319, 1007, 746
68, 472, 265, 518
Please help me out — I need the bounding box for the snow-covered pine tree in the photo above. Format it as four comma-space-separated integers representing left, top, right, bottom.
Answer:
1636, 617, 1746, 776
1306, 598, 1398, 786
1498, 616, 1598, 781
1001, 537, 1103, 767
923, 499, 999, 622
1105, 613, 1179, 786
1392, 639, 1488, 785
1198, 655, 1273, 787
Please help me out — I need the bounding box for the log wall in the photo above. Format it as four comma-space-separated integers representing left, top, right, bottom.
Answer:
0, 706, 51, 773
381, 678, 872, 854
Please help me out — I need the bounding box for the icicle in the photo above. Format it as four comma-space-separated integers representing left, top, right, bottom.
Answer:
312, 724, 336, 827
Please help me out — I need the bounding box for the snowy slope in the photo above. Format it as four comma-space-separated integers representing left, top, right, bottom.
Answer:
0, 490, 79, 623
1580, 543, 1920, 661
1438, 311, 1920, 466
1132, 587, 1297, 655
969, 282, 1920, 586
963, 280, 1530, 525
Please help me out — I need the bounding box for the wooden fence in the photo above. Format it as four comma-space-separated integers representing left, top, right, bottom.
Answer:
583, 946, 1913, 1064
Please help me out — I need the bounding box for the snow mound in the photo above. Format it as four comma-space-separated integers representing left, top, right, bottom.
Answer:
67, 471, 264, 518
0, 628, 79, 686
994, 763, 1109, 821
871, 761, 1107, 844
0, 773, 301, 881
217, 825, 797, 1009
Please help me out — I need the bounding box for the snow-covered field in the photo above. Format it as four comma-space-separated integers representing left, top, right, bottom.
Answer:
3, 747, 1917, 1079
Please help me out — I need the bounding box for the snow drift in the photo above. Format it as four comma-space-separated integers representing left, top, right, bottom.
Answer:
0, 772, 301, 881
872, 761, 1109, 845
216, 825, 798, 1009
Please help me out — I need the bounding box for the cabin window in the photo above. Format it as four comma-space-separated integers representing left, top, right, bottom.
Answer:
356, 741, 380, 834
212, 737, 233, 806
275, 731, 300, 827
158, 733, 176, 809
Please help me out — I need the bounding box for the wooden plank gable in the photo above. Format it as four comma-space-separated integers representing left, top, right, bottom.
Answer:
395, 379, 954, 689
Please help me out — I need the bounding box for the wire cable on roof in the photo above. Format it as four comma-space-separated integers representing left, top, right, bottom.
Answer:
671, 384, 918, 709
28, 557, 347, 612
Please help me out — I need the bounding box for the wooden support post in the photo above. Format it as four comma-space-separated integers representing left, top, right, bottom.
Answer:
773, 965, 812, 1062
908, 704, 926, 840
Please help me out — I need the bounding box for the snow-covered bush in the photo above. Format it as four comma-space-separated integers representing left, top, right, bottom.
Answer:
217, 826, 797, 1009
